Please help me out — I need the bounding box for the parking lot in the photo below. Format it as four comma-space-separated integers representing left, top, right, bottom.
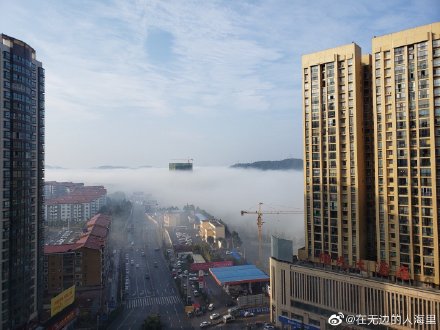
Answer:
165, 227, 271, 329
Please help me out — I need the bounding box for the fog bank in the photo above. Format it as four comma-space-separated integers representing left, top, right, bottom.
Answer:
46, 167, 304, 241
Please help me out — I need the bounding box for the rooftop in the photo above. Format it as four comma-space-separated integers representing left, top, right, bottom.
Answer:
210, 265, 269, 286
44, 214, 111, 253
192, 254, 206, 264
46, 186, 107, 205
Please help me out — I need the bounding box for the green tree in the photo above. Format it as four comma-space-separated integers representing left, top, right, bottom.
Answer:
231, 231, 242, 247
143, 314, 162, 329
207, 236, 215, 245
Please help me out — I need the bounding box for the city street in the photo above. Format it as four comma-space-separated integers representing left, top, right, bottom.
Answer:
108, 205, 192, 329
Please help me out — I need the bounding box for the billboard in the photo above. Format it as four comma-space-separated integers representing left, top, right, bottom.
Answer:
51, 285, 75, 317
190, 260, 233, 271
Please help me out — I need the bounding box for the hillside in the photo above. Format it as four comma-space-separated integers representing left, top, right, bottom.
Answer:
230, 158, 303, 171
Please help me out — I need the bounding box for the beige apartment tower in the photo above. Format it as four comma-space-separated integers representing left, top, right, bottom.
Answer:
270, 22, 440, 330
372, 23, 440, 286
303, 43, 370, 267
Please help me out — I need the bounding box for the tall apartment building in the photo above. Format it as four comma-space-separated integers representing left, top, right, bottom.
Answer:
303, 43, 369, 267
0, 35, 45, 328
372, 23, 440, 286
270, 22, 440, 330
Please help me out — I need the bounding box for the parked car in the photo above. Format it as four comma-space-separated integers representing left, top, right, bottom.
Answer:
244, 312, 254, 317
210, 313, 220, 320
199, 321, 211, 328
208, 303, 215, 311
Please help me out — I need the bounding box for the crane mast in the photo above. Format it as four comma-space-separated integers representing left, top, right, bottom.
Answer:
240, 202, 303, 267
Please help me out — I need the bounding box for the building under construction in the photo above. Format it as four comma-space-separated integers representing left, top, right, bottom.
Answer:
169, 159, 193, 171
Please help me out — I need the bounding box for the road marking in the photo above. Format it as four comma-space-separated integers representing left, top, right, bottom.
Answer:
125, 295, 181, 309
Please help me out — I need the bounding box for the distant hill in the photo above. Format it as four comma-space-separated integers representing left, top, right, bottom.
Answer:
230, 158, 303, 171
95, 165, 152, 169
46, 165, 65, 169
95, 165, 130, 169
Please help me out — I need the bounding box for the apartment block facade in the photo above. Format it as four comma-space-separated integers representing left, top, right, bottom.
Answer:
45, 185, 107, 224
43, 214, 111, 295
303, 43, 368, 267
271, 22, 440, 330
0, 34, 45, 329
372, 23, 440, 286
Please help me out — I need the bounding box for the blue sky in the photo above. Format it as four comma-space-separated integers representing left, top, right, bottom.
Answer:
0, 0, 439, 168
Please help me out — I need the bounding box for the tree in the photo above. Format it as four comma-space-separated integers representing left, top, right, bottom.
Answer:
231, 231, 242, 247
143, 314, 162, 329
207, 236, 215, 246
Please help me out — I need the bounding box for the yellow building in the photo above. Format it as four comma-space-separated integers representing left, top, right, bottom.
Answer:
163, 211, 181, 227
372, 22, 440, 286
303, 43, 369, 267
270, 22, 440, 330
199, 219, 225, 242
270, 255, 440, 330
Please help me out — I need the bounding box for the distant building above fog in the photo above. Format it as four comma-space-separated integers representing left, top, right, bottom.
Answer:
169, 159, 193, 171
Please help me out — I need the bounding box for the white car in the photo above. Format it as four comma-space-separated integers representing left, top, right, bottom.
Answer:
200, 321, 211, 328
208, 303, 215, 311
244, 312, 254, 317
209, 313, 220, 320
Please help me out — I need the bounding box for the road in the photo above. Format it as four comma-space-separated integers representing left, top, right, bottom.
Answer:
108, 204, 192, 330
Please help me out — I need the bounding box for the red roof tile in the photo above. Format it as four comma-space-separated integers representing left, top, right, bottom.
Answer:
45, 214, 111, 254
44, 243, 82, 254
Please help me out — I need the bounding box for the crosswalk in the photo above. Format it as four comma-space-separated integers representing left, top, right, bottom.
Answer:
125, 295, 181, 309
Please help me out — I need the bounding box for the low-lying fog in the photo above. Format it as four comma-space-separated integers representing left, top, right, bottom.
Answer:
46, 166, 304, 247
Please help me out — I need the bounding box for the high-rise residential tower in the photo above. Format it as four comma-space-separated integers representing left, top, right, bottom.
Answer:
303, 43, 370, 267
270, 23, 440, 330
372, 23, 440, 286
0, 34, 45, 329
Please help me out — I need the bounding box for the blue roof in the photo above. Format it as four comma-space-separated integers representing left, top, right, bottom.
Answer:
230, 251, 242, 261
195, 213, 208, 221
210, 265, 269, 286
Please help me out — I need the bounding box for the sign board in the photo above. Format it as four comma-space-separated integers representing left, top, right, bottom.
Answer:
239, 306, 270, 316
51, 285, 75, 317
278, 315, 320, 330
47, 307, 79, 330
190, 260, 233, 271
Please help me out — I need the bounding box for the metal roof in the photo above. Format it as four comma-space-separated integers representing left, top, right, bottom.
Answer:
210, 265, 269, 286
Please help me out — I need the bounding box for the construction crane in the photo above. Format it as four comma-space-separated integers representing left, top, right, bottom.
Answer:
240, 202, 303, 267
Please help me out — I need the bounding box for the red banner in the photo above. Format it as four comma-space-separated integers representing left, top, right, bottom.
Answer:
319, 253, 331, 265
376, 261, 390, 276
190, 260, 233, 271
356, 259, 366, 271
396, 265, 410, 280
